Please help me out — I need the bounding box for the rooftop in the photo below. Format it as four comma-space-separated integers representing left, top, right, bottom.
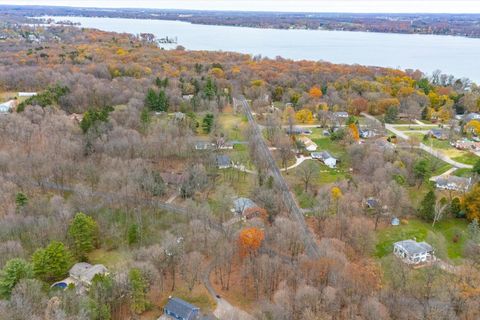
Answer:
164, 297, 199, 320
394, 239, 433, 255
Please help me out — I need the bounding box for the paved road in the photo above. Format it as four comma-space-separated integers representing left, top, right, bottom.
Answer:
236, 97, 321, 259
360, 112, 473, 169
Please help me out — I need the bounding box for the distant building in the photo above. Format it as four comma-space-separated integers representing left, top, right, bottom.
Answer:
428, 128, 448, 140
163, 297, 200, 320
174, 112, 185, 121
333, 111, 349, 119
393, 239, 435, 265
0, 100, 15, 113
298, 136, 317, 152
311, 151, 337, 168
391, 217, 400, 226
18, 92, 37, 97
435, 176, 472, 192
360, 129, 376, 139
194, 141, 214, 150
216, 155, 232, 169
286, 127, 312, 135
365, 197, 379, 209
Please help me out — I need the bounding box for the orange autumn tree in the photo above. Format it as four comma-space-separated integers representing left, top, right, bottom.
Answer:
238, 227, 265, 257
349, 123, 360, 142
309, 86, 323, 98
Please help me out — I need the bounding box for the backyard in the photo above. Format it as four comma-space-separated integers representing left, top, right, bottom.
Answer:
376, 218, 469, 263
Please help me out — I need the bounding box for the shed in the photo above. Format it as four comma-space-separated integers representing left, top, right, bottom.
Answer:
391, 217, 400, 226
298, 136, 317, 151
233, 197, 257, 215
333, 111, 349, 118
0, 100, 15, 113
164, 297, 200, 320
194, 141, 213, 150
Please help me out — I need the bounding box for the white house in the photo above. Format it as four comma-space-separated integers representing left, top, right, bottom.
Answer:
18, 92, 37, 97
51, 263, 108, 292
393, 239, 435, 265
298, 136, 318, 152
0, 100, 15, 113
435, 176, 471, 192
311, 151, 337, 168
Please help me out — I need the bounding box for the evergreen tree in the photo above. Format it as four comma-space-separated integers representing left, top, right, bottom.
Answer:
127, 224, 140, 246
145, 88, 159, 111
158, 90, 169, 112
418, 190, 436, 221
204, 77, 217, 100
88, 274, 114, 320
128, 268, 149, 314
68, 212, 98, 260
0, 258, 32, 298
450, 197, 463, 217
15, 192, 28, 210
32, 241, 73, 282
421, 106, 430, 121
202, 114, 214, 134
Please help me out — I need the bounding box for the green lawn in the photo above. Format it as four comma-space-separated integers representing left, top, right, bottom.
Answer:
422, 137, 452, 150
376, 218, 469, 262
394, 125, 439, 131
453, 168, 473, 177
452, 153, 480, 166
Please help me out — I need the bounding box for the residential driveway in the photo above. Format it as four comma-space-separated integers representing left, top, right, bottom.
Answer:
280, 155, 312, 171
213, 299, 254, 320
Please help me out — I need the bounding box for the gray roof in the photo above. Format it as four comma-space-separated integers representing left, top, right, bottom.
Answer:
394, 239, 433, 255
69, 263, 108, 284
164, 297, 199, 320
216, 155, 231, 167
312, 151, 334, 160
233, 197, 256, 213
69, 263, 92, 279
333, 111, 348, 117
436, 176, 471, 190
465, 113, 480, 123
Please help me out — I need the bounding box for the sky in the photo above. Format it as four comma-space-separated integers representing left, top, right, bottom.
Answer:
1, 0, 480, 14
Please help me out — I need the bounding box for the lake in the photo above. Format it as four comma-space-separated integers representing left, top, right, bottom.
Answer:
43, 16, 480, 83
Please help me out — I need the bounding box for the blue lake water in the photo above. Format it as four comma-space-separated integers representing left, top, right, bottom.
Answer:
44, 16, 480, 82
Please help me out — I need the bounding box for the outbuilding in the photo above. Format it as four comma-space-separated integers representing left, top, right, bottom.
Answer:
163, 297, 200, 320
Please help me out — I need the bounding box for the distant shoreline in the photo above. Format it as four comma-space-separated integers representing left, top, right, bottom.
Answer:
3, 5, 480, 39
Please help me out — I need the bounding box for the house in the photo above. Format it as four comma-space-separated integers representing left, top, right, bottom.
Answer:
333, 111, 349, 119
216, 155, 231, 169
0, 100, 15, 113
435, 176, 472, 192
311, 151, 337, 168
194, 141, 214, 150
298, 136, 318, 151
360, 129, 376, 139
18, 92, 37, 97
174, 112, 185, 121
365, 197, 379, 209
51, 263, 108, 291
232, 197, 265, 219
393, 239, 435, 264
182, 94, 194, 100
428, 128, 448, 140
163, 297, 200, 320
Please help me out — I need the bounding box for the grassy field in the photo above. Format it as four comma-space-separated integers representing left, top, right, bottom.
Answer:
376, 218, 469, 262
452, 153, 480, 165
217, 112, 248, 141
393, 125, 439, 131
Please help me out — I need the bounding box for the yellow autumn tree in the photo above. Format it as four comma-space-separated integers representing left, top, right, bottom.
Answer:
466, 120, 480, 136
295, 109, 314, 124
464, 184, 480, 221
